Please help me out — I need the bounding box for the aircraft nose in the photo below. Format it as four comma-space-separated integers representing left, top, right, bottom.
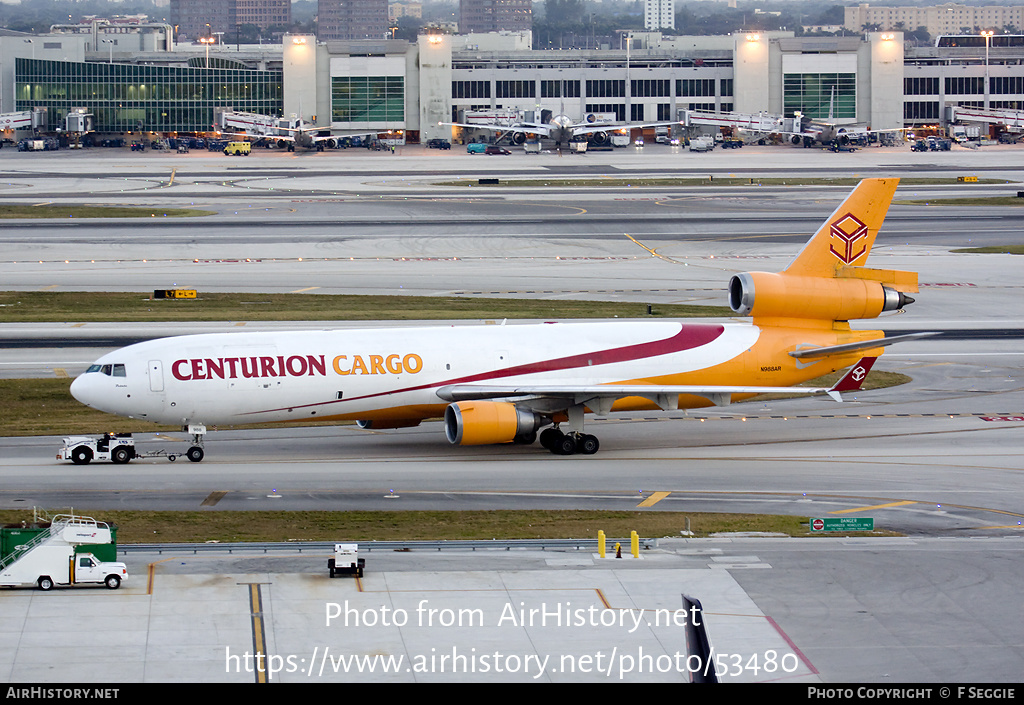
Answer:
70, 373, 95, 407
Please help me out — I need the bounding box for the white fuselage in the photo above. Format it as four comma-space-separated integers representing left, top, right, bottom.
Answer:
70, 320, 759, 427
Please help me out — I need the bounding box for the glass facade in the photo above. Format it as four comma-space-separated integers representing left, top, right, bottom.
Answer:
783, 73, 855, 119
331, 76, 404, 124
16, 58, 283, 133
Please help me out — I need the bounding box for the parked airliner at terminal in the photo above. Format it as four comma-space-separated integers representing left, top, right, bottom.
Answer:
70, 179, 921, 459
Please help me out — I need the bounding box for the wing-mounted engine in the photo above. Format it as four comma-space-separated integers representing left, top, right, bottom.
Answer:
444, 401, 542, 445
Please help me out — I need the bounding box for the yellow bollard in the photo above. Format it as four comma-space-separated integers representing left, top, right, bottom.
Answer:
631, 531, 639, 558
598, 530, 606, 558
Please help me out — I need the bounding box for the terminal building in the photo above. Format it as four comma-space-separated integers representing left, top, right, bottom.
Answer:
1, 24, 1022, 143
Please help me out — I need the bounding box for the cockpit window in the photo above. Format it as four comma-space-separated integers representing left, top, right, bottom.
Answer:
85, 364, 124, 376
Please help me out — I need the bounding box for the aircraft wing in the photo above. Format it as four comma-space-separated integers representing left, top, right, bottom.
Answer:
440, 121, 554, 137
568, 120, 682, 137
436, 357, 878, 411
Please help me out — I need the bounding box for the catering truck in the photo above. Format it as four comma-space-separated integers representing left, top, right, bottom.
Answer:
0, 514, 127, 591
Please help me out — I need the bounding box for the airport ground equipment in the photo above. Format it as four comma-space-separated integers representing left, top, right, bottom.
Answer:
0, 514, 127, 591
948, 106, 1024, 133
689, 136, 715, 152
58, 433, 136, 465
328, 544, 365, 578
224, 141, 251, 156
58, 429, 206, 464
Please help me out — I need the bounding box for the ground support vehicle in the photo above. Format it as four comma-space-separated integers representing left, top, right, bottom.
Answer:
689, 136, 714, 152
224, 141, 251, 156
328, 544, 365, 578
721, 138, 744, 149
58, 429, 206, 464
0, 514, 127, 591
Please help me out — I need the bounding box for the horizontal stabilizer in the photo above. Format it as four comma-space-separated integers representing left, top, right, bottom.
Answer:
790, 332, 938, 359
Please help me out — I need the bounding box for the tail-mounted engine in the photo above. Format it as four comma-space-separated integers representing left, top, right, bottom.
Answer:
444, 401, 542, 445
729, 271, 915, 321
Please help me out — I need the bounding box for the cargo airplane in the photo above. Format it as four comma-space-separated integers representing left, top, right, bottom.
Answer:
70, 178, 922, 460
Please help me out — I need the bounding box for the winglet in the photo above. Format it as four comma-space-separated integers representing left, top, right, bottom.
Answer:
827, 357, 877, 402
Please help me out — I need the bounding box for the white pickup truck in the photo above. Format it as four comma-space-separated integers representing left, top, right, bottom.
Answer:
0, 516, 128, 590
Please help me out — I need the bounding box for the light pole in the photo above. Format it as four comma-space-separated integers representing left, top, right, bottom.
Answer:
199, 36, 214, 66
981, 30, 993, 110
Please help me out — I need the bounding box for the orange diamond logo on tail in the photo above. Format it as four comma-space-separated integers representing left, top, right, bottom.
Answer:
829, 213, 869, 264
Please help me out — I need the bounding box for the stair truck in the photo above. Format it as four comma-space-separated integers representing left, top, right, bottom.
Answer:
0, 514, 128, 591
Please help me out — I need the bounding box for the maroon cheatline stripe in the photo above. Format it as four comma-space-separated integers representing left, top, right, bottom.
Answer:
241, 322, 726, 416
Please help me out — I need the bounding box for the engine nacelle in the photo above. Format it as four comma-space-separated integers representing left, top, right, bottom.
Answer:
590, 131, 608, 145
791, 135, 802, 145
512, 132, 527, 145
729, 271, 914, 321
444, 401, 541, 445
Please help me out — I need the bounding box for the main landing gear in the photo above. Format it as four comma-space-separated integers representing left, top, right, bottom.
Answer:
539, 427, 600, 456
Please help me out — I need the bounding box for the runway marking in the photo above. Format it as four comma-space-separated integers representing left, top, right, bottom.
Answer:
201, 491, 228, 507
146, 556, 177, 595
623, 232, 674, 263
830, 500, 917, 514
52, 368, 68, 378
167, 168, 177, 187
765, 615, 819, 676
244, 582, 270, 684
637, 491, 672, 507
290, 286, 320, 293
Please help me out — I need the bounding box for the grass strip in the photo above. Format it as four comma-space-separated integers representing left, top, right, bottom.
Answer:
0, 205, 215, 219
949, 246, 1024, 255
437, 177, 1011, 188
0, 509, 896, 543
0, 291, 733, 323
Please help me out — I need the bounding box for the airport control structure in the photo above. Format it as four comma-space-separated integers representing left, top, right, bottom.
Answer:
2, 23, 1024, 145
